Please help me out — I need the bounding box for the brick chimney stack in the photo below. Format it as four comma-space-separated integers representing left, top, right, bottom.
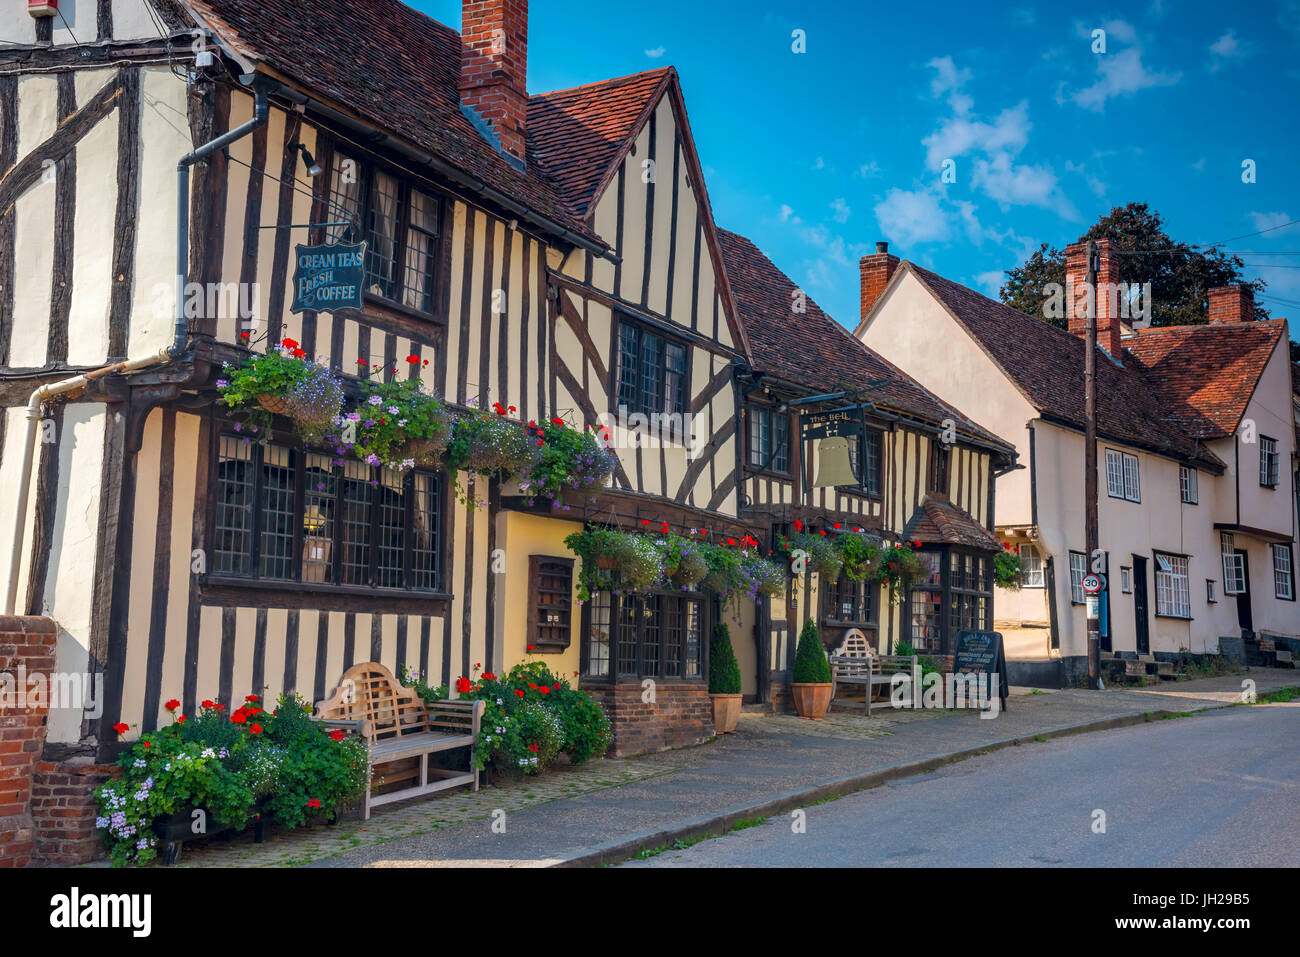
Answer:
1065, 238, 1122, 361
460, 0, 528, 165
1207, 285, 1255, 324
860, 241, 900, 321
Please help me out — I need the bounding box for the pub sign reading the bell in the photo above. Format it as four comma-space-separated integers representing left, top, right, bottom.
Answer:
291, 240, 366, 314
802, 407, 862, 489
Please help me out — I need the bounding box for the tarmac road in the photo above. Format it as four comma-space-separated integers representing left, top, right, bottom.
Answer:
622, 702, 1300, 867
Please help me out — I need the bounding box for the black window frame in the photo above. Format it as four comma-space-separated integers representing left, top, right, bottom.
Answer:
852, 427, 884, 496
612, 316, 691, 426
747, 404, 791, 475
928, 442, 950, 495
822, 575, 877, 629
580, 588, 707, 682
210, 430, 445, 594
326, 147, 446, 318
1260, 436, 1280, 488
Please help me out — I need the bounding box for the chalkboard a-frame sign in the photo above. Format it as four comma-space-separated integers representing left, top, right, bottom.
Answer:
291, 240, 367, 314
953, 630, 1010, 713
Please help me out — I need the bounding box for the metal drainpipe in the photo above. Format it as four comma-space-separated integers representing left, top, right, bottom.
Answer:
4, 80, 270, 615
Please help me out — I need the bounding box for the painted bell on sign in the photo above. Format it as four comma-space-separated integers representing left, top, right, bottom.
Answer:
813, 436, 857, 488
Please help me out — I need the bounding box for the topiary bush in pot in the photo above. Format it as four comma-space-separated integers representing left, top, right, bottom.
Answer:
708, 622, 743, 734
791, 619, 833, 719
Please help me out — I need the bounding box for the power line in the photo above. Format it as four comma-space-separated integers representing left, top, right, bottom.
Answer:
1208, 218, 1300, 247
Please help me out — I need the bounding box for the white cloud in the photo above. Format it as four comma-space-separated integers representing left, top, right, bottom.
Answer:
812, 156, 826, 170
1065, 159, 1107, 197
972, 153, 1079, 219
1070, 23, 1181, 111
874, 188, 951, 247
1249, 211, 1293, 232
1192, 157, 1206, 172
922, 101, 1030, 170
974, 270, 1006, 297
1209, 31, 1248, 70
926, 55, 974, 113
644, 46, 666, 58
858, 161, 882, 178
829, 197, 851, 224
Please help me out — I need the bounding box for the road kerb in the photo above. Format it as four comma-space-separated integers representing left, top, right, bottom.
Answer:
557, 703, 1235, 867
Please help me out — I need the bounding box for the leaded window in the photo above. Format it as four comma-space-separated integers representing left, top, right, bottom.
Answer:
585, 590, 703, 680
748, 406, 790, 473
214, 435, 443, 590
327, 151, 442, 313
614, 319, 689, 421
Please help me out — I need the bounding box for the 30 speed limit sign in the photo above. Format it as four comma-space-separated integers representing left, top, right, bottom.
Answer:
1081, 573, 1106, 594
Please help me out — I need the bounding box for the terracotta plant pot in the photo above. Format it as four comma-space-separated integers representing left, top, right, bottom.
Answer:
791, 682, 833, 720
710, 693, 742, 734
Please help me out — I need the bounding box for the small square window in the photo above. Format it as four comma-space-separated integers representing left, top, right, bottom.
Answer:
1206, 579, 1216, 603
1121, 567, 1132, 594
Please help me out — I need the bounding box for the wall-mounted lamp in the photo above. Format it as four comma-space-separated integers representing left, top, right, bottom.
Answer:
297, 144, 322, 177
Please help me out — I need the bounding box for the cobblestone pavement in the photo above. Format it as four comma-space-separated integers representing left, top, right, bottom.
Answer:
173, 759, 675, 867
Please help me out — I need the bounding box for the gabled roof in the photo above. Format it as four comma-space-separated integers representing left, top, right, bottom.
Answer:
528, 68, 672, 218
1125, 320, 1287, 437
716, 229, 1012, 454
904, 496, 1002, 552
184, 0, 598, 244
895, 263, 1226, 469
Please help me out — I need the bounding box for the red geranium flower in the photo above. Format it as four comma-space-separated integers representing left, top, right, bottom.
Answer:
164, 698, 180, 711
246, 694, 260, 702
201, 699, 215, 710
142, 741, 151, 748
527, 644, 535, 651
514, 689, 525, 698
282, 338, 299, 350
230, 709, 247, 725
551, 417, 564, 426
329, 730, 346, 742
112, 722, 128, 735
249, 723, 263, 735
178, 715, 187, 724
306, 798, 322, 809
482, 672, 497, 681
455, 676, 474, 694
406, 354, 420, 364
540, 687, 550, 695
794, 520, 803, 531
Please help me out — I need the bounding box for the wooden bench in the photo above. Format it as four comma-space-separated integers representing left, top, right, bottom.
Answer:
315, 662, 484, 820
829, 632, 918, 716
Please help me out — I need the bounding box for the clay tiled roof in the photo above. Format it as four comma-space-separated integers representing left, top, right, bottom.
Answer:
907, 264, 1227, 469
187, 0, 598, 243
716, 230, 1011, 453
1125, 321, 1287, 437
528, 69, 672, 218
904, 496, 1001, 551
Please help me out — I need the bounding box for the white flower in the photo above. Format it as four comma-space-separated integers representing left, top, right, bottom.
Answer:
387, 406, 400, 415
368, 395, 383, 406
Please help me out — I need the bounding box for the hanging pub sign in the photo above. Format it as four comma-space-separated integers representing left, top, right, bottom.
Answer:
291, 240, 367, 314
803, 406, 863, 488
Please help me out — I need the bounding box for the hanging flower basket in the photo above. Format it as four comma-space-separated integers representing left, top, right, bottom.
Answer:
876, 543, 926, 600
740, 552, 786, 598
666, 537, 708, 588
784, 531, 843, 583
995, 544, 1023, 589
565, 527, 668, 600
515, 416, 617, 510
217, 340, 343, 441
345, 377, 452, 471
447, 404, 538, 477
836, 533, 880, 582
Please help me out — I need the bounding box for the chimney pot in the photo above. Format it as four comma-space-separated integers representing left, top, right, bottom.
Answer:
860, 244, 900, 320
1064, 238, 1123, 362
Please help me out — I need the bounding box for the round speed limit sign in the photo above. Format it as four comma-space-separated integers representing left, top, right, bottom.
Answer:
1082, 573, 1106, 594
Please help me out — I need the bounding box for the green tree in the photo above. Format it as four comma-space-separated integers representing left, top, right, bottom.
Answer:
792, 619, 832, 684
998, 203, 1270, 329
708, 623, 742, 695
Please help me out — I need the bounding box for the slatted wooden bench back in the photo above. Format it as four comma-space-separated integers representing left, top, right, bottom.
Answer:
315, 662, 428, 744
829, 629, 875, 678
876, 654, 919, 676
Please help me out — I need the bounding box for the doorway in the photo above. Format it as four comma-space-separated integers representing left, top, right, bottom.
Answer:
1235, 550, 1253, 635
1132, 555, 1150, 655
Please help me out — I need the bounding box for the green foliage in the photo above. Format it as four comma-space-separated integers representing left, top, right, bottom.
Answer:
565, 527, 667, 599
427, 660, 611, 775
877, 543, 925, 601
217, 342, 344, 441
445, 405, 538, 506
739, 552, 785, 598
95, 695, 368, 866
520, 417, 616, 508
836, 534, 879, 582
709, 622, 743, 694
786, 532, 843, 583
994, 547, 1023, 589
792, 619, 832, 684
663, 535, 708, 588
399, 664, 447, 703
998, 202, 1271, 329
347, 377, 451, 470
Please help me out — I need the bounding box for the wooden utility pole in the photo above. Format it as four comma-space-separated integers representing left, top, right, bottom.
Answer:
1084, 240, 1101, 688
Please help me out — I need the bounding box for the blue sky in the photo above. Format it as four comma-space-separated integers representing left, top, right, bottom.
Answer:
423, 0, 1300, 336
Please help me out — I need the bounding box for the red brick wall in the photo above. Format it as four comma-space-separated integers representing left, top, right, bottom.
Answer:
30, 760, 117, 866
459, 0, 529, 162
0, 616, 56, 867
588, 683, 714, 756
